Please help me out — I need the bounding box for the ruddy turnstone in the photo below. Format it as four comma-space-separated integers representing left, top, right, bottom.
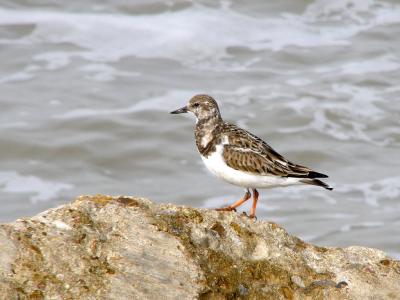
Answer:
171, 94, 332, 218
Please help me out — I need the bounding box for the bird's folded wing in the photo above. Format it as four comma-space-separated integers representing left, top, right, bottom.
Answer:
222, 144, 312, 177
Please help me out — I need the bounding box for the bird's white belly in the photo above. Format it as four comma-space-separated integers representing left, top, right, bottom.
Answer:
201, 145, 302, 189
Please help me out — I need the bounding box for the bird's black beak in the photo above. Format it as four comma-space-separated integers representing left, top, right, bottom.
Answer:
170, 106, 188, 114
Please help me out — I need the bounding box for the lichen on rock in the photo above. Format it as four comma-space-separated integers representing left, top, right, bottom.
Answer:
0, 195, 399, 299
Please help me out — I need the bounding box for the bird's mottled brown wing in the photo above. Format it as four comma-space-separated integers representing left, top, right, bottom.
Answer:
221, 123, 316, 177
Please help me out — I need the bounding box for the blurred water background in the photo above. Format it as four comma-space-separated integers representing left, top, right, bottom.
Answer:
0, 0, 399, 257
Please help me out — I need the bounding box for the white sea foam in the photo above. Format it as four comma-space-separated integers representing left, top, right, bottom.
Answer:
277, 82, 398, 145
304, 0, 400, 24
340, 221, 384, 232
315, 55, 400, 76
55, 90, 195, 119
1, 122, 30, 129
0, 171, 73, 203
79, 63, 140, 82
216, 81, 397, 146
0, 1, 399, 70
336, 176, 400, 207
0, 70, 35, 83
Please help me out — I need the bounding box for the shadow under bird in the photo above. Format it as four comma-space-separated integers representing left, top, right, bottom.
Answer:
171, 95, 332, 218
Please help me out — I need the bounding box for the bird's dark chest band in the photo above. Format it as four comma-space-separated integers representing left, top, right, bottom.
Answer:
195, 119, 222, 157
170, 94, 332, 219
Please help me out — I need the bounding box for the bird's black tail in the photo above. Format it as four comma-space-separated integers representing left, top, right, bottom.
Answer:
307, 171, 329, 178
300, 178, 333, 190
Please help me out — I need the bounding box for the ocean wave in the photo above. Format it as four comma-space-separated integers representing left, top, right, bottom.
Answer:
304, 0, 400, 24
278, 83, 398, 146
0, 171, 73, 203
211, 82, 398, 147
335, 176, 400, 207
55, 90, 195, 119
340, 221, 384, 232
0, 1, 399, 71
315, 55, 400, 76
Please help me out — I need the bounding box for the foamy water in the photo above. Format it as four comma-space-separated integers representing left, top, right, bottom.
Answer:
0, 0, 399, 257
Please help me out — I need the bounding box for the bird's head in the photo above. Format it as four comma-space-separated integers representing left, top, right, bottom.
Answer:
171, 94, 221, 122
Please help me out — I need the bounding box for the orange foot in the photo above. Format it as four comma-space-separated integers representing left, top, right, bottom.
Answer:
215, 206, 237, 212
241, 211, 258, 220
215, 190, 251, 214
249, 189, 259, 219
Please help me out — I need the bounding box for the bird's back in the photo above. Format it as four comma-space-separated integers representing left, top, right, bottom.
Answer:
220, 122, 329, 180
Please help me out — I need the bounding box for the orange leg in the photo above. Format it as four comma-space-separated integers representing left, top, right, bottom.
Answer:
249, 189, 259, 219
216, 190, 251, 212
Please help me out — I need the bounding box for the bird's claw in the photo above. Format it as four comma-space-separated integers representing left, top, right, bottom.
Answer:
215, 207, 236, 212
241, 211, 257, 220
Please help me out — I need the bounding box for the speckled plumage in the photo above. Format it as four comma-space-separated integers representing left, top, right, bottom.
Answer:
171, 94, 332, 217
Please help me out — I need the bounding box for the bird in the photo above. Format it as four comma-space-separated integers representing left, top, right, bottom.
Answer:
171, 94, 332, 218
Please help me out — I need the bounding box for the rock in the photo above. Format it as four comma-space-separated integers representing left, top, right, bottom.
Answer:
0, 195, 399, 299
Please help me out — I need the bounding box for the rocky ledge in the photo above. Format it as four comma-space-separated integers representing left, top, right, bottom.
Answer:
0, 195, 399, 299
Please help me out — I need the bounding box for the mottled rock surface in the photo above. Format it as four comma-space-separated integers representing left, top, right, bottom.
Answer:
0, 195, 399, 299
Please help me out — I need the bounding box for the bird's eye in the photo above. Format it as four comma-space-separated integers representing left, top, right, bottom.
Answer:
193, 103, 200, 107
